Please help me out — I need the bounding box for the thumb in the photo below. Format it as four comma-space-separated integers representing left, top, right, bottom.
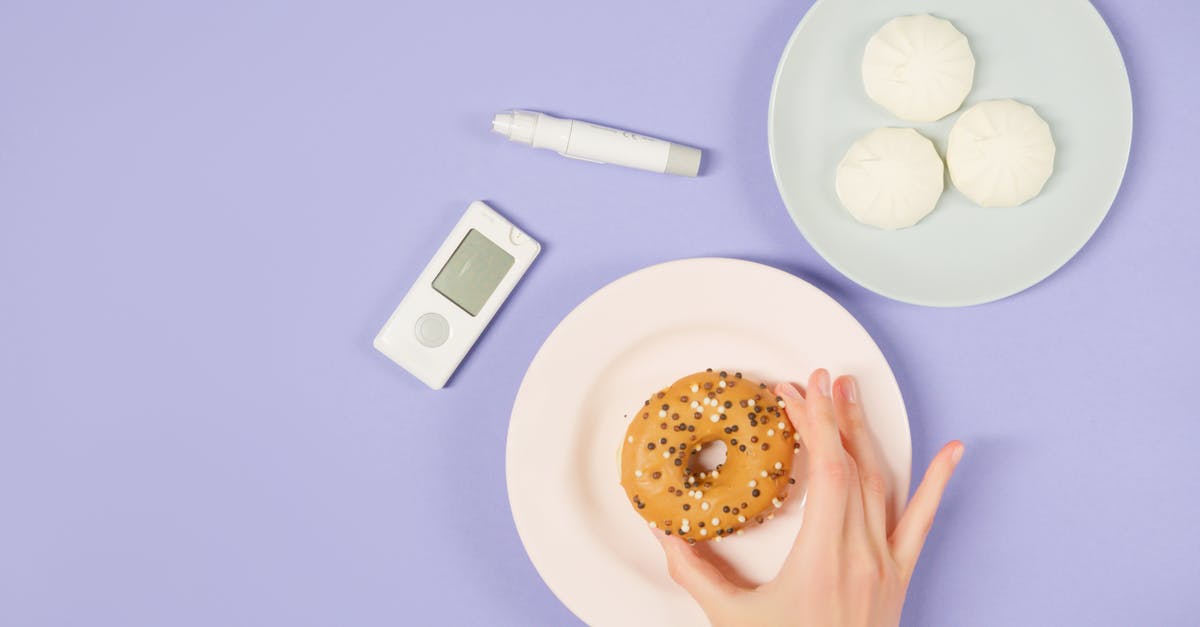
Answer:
657, 533, 742, 609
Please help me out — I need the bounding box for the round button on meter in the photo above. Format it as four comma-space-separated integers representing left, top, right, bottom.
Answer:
414, 313, 450, 348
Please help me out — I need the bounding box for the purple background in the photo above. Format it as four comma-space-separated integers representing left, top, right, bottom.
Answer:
1, 1, 1197, 625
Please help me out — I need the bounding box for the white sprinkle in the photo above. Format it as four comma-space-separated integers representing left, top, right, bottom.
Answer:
747, 399, 755, 407
767, 514, 775, 520
718, 380, 726, 388
659, 410, 667, 418
694, 491, 703, 500
778, 400, 786, 408
698, 472, 706, 479
761, 470, 769, 477
767, 429, 775, 437
662, 451, 670, 458
688, 476, 696, 484
690, 384, 699, 393
682, 518, 690, 527
710, 470, 719, 478
710, 414, 720, 423
778, 422, 786, 430
775, 462, 783, 470
690, 401, 700, 410
748, 480, 757, 488
715, 536, 723, 543
635, 470, 643, 478
711, 517, 720, 525
627, 436, 633, 443
699, 528, 708, 536
736, 529, 744, 536
694, 445, 702, 453
772, 498, 783, 508
688, 490, 696, 497
649, 521, 657, 529
793, 433, 801, 442
701, 502, 710, 511
737, 515, 747, 523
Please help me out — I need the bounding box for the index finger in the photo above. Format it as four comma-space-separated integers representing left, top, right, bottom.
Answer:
776, 369, 849, 544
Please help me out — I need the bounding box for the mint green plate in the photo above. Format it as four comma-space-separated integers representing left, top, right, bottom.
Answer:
768, 0, 1132, 307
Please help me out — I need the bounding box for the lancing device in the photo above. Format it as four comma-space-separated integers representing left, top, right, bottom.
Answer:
490, 110, 702, 177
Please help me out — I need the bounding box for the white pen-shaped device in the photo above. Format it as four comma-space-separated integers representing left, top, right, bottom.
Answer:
491, 110, 702, 177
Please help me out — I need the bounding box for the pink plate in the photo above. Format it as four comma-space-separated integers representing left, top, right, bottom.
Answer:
506, 258, 911, 626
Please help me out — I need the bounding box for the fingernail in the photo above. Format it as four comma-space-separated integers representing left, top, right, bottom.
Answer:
951, 443, 964, 464
658, 532, 685, 549
815, 370, 831, 398
776, 382, 801, 399
843, 377, 858, 403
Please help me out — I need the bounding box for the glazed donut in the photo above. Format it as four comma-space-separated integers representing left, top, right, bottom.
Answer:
620, 369, 798, 542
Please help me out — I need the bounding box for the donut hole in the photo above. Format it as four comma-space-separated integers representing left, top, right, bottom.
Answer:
687, 440, 728, 475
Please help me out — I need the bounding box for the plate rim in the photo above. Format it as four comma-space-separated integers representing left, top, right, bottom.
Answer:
505, 257, 912, 625
766, 0, 1134, 307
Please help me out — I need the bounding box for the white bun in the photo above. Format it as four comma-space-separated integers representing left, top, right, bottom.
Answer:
836, 127, 945, 230
862, 15, 975, 123
947, 99, 1056, 207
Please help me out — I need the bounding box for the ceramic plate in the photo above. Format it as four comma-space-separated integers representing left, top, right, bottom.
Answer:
506, 258, 911, 626
769, 0, 1132, 306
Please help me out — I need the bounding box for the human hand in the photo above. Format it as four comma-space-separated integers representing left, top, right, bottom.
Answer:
656, 369, 963, 627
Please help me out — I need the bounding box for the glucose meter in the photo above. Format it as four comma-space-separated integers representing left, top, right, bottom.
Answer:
374, 201, 540, 389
